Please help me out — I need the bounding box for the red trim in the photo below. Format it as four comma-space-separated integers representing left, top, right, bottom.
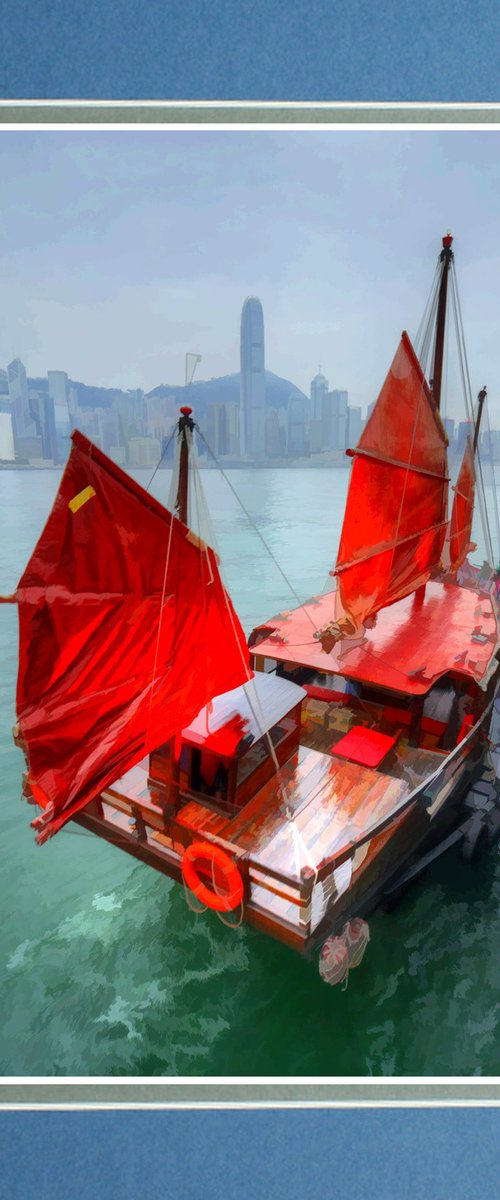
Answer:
421, 716, 447, 737
456, 713, 474, 744
382, 705, 412, 728
303, 684, 349, 705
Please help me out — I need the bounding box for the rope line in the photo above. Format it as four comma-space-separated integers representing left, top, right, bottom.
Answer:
146, 426, 176, 493
195, 427, 323, 639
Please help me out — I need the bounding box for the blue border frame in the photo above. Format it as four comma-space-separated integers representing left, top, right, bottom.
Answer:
1, 1, 500, 102
1, 1108, 499, 1198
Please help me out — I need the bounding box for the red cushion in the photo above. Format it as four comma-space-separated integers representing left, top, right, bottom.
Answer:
332, 725, 398, 768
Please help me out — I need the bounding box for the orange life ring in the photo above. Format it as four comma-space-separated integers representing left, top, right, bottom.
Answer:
181, 840, 244, 912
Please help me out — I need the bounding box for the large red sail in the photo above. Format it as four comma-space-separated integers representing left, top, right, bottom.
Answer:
334, 332, 449, 631
448, 439, 476, 572
15, 431, 250, 842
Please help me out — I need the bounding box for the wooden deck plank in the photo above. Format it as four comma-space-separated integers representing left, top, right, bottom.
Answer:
225, 745, 411, 881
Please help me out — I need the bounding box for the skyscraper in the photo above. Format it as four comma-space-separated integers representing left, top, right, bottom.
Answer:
48, 370, 71, 462
310, 368, 328, 453
240, 297, 266, 459
8, 358, 30, 438
322, 389, 349, 450
310, 369, 328, 420
288, 393, 310, 457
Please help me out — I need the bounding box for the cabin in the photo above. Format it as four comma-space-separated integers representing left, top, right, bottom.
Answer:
148, 672, 305, 816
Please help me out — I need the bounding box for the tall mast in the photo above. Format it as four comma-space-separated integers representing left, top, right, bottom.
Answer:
166, 404, 195, 818
431, 233, 454, 413
472, 387, 487, 455
175, 405, 195, 525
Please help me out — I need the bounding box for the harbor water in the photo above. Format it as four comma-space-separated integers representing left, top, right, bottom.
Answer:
1, 464, 500, 1077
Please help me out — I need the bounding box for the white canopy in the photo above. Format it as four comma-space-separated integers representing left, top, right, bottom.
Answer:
182, 671, 306, 748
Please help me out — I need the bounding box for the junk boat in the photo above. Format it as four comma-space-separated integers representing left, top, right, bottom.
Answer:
6, 234, 500, 980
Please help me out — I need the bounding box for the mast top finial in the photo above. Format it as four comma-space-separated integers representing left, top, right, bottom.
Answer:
442, 232, 453, 249
180, 405, 193, 416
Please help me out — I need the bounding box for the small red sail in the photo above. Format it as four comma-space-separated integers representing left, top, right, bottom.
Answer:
15, 431, 250, 842
335, 332, 449, 631
449, 438, 476, 572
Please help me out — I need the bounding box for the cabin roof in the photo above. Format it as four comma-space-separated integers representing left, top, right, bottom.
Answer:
182, 671, 306, 753
251, 581, 499, 696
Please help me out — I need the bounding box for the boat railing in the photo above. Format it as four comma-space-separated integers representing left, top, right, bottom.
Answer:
268, 695, 497, 941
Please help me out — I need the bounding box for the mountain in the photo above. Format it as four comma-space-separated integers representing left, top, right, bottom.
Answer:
24, 370, 308, 417
146, 370, 308, 417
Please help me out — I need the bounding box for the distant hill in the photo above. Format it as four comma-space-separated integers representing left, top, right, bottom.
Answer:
24, 370, 308, 416
146, 370, 308, 418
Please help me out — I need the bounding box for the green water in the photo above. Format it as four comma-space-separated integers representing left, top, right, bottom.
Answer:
1, 465, 500, 1077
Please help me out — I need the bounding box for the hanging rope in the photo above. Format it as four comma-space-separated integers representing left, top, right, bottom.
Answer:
146, 426, 177, 493
414, 257, 441, 368
195, 426, 324, 640
450, 264, 496, 568
482, 399, 500, 563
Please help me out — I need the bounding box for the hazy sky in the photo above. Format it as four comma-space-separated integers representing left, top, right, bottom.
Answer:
2, 129, 500, 421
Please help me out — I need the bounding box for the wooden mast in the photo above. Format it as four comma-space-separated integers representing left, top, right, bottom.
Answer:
175, 405, 195, 525
148, 405, 196, 818
431, 233, 453, 413
412, 235, 453, 610
473, 387, 487, 455
168, 405, 195, 814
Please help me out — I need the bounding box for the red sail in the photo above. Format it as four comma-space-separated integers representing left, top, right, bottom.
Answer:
449, 439, 476, 572
15, 431, 250, 842
335, 332, 449, 631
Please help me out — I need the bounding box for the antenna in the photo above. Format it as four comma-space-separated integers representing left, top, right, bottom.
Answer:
185, 353, 202, 388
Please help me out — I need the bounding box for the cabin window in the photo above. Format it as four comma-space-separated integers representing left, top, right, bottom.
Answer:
276, 663, 316, 685
235, 707, 302, 802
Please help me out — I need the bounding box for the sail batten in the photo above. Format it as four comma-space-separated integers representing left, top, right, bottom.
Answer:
346, 445, 450, 481
15, 432, 250, 843
335, 518, 449, 574
334, 331, 449, 632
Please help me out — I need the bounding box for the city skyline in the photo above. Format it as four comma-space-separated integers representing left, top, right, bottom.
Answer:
3, 347, 497, 470
1, 130, 500, 425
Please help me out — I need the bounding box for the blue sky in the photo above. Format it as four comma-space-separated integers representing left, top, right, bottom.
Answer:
2, 128, 500, 421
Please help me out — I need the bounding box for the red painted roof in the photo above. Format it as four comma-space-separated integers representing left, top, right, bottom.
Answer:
251, 581, 499, 696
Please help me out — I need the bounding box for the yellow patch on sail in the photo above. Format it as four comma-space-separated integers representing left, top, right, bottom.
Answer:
68, 485, 96, 514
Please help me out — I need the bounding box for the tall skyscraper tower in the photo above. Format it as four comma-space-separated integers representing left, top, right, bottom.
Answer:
240, 297, 266, 459
310, 368, 328, 421
48, 370, 71, 462
8, 358, 30, 438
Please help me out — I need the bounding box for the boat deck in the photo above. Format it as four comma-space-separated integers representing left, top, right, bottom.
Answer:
82, 691, 443, 946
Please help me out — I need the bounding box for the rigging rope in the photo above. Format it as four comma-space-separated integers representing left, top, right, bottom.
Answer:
450, 264, 496, 568
482, 399, 500, 563
414, 258, 441, 370
146, 426, 176, 493
195, 427, 323, 640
